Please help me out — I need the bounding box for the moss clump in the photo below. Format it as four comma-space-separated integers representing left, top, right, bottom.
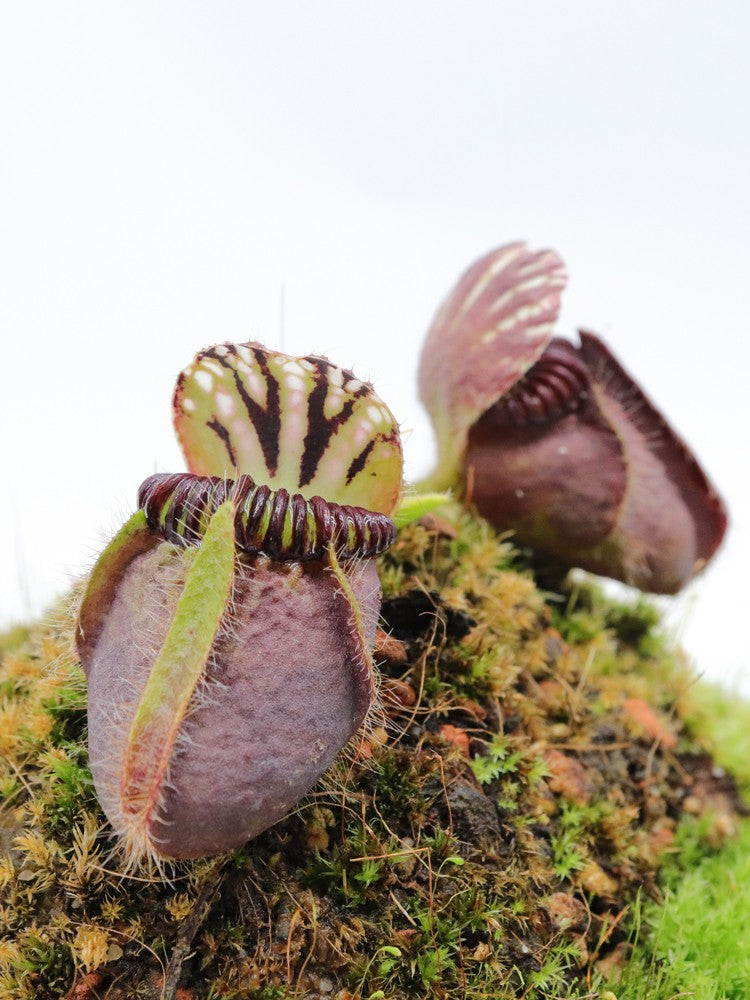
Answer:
610, 672, 750, 1000
0, 508, 746, 999
614, 819, 750, 999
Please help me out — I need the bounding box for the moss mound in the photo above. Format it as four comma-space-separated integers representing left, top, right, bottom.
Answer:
0, 509, 746, 999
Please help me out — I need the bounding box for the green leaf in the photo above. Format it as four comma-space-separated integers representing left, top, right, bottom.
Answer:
120, 500, 236, 834
393, 491, 452, 527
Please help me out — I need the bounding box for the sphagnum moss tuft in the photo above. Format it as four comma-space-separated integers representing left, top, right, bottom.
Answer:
0, 505, 746, 999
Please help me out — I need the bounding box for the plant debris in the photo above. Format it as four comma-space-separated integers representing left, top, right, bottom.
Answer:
0, 507, 744, 999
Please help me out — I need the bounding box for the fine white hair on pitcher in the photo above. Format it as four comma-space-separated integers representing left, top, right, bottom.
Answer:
83, 486, 395, 867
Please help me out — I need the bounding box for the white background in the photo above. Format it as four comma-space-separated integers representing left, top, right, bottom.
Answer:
1, 2, 748, 689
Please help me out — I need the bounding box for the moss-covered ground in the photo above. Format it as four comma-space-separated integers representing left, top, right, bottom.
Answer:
0, 507, 747, 998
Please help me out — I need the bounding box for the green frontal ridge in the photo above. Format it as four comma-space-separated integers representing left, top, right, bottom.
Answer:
394, 491, 452, 527
119, 500, 236, 835
325, 542, 375, 704
79, 509, 149, 614
77, 509, 157, 663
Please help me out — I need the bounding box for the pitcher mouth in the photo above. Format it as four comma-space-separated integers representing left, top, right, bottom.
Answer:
137, 472, 397, 563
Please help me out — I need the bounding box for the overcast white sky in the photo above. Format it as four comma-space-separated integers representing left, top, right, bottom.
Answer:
1, 1, 748, 689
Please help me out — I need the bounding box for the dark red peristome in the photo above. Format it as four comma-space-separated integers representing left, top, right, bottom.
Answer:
137, 473, 397, 562
466, 331, 727, 594
486, 339, 590, 428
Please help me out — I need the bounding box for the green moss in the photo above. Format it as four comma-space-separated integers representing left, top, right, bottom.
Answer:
614, 819, 750, 999
0, 507, 747, 998
601, 674, 750, 998
681, 681, 750, 793
0, 624, 30, 657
